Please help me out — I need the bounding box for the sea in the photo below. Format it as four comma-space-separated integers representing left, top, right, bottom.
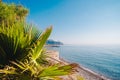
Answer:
47, 45, 120, 80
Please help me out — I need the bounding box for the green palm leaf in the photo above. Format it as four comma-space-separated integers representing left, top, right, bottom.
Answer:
38, 64, 75, 77
30, 26, 52, 62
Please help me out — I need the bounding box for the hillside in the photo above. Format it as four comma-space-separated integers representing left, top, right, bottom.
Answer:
46, 39, 63, 45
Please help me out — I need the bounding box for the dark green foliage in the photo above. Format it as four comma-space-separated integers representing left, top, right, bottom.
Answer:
0, 22, 42, 65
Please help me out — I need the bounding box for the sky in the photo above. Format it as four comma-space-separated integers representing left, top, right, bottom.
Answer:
3, 0, 120, 45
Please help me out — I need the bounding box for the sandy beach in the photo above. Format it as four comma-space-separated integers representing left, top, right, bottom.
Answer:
46, 50, 111, 80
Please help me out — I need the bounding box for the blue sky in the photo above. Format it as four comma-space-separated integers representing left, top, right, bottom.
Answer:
3, 0, 120, 45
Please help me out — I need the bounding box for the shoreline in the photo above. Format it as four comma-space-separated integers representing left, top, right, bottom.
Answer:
60, 58, 111, 80
46, 50, 111, 80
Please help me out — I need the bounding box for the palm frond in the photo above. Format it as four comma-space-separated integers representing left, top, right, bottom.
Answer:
0, 22, 42, 64
38, 64, 75, 77
36, 49, 48, 65
30, 26, 52, 62
0, 22, 30, 60
0, 66, 17, 74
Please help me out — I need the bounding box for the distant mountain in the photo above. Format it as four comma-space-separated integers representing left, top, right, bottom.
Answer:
46, 39, 63, 45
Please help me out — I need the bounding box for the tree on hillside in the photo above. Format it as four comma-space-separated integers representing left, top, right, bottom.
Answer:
0, 2, 28, 26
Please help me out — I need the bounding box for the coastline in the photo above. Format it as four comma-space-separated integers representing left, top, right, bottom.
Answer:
46, 50, 111, 80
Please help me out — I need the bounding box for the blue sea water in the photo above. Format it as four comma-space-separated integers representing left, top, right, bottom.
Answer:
47, 45, 120, 80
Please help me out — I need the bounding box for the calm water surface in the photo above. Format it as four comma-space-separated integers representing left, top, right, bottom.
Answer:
47, 45, 120, 80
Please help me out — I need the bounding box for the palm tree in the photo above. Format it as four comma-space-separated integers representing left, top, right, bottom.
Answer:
0, 22, 44, 65
0, 22, 76, 80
